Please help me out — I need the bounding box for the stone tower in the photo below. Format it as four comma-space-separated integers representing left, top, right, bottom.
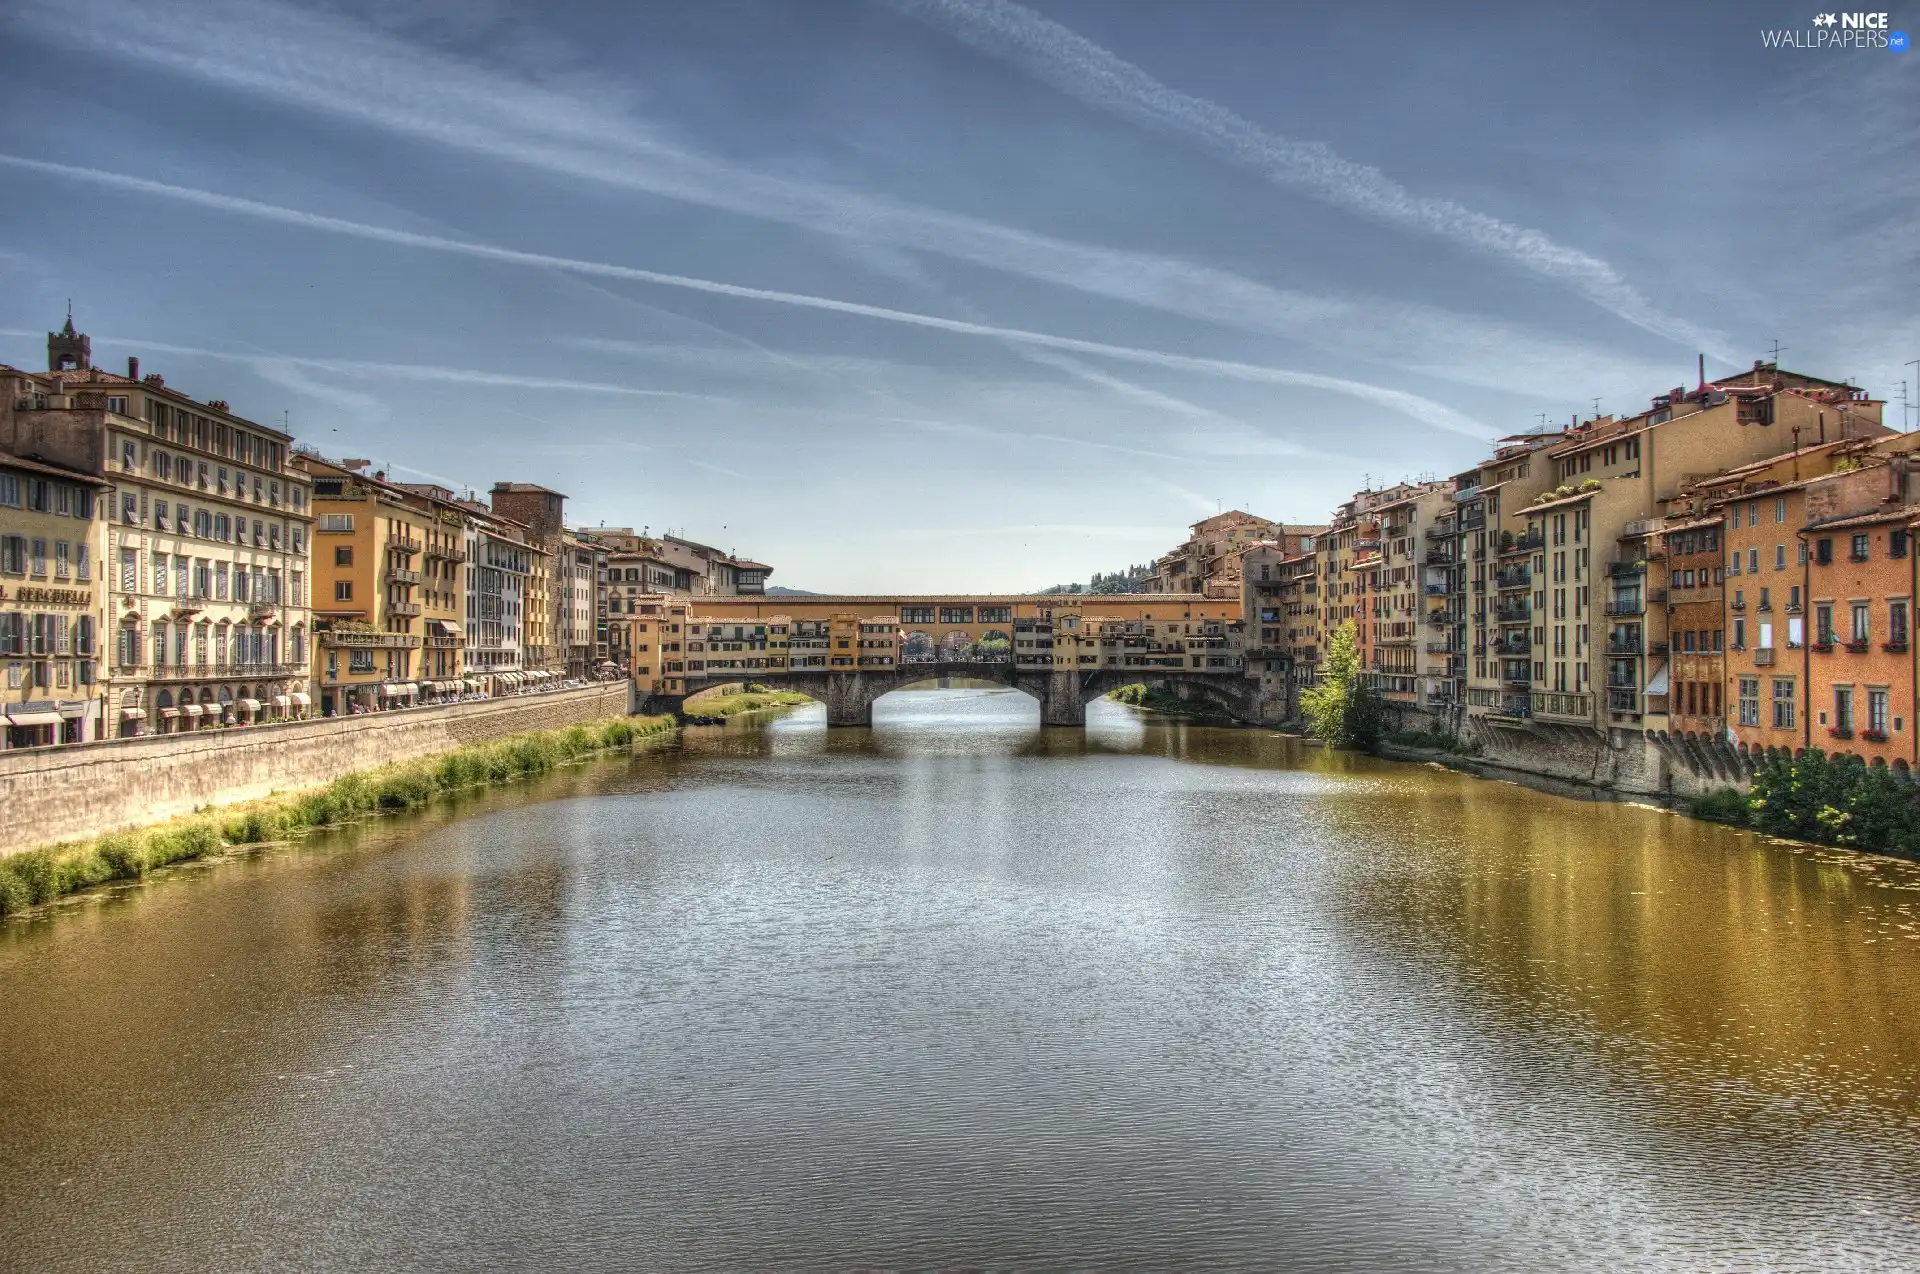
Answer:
47, 307, 89, 372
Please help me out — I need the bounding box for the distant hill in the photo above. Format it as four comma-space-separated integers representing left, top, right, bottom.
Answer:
765, 586, 821, 597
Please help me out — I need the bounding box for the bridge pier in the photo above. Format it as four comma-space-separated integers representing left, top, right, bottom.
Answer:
823, 672, 884, 727
1038, 671, 1085, 727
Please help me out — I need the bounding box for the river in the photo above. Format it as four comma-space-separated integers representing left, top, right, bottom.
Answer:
3, 688, 1919, 1271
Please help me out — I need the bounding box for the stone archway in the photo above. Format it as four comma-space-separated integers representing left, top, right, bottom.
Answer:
901, 631, 935, 663
939, 630, 972, 661
973, 629, 1011, 662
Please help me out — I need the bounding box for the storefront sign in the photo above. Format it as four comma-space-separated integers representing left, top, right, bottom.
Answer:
0, 586, 94, 607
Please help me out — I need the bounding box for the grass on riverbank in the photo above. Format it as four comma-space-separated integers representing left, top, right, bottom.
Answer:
0, 714, 677, 919
683, 684, 814, 718
1106, 683, 1235, 723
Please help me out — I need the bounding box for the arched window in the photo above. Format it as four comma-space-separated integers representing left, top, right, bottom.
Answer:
156, 689, 173, 709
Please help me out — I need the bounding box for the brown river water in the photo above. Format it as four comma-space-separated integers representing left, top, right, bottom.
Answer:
2, 688, 1919, 1272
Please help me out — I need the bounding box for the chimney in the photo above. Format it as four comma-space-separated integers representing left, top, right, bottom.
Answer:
127, 356, 138, 381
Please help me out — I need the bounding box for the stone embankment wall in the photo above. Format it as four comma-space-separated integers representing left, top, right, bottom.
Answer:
1460, 719, 1745, 802
0, 683, 635, 852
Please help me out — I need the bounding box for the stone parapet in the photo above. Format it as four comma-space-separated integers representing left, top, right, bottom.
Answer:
0, 683, 635, 852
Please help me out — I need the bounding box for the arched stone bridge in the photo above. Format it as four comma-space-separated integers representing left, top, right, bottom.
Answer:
651, 659, 1259, 727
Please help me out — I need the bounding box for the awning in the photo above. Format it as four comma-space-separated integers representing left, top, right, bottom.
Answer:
463, 678, 482, 691
381, 683, 416, 698
183, 703, 204, 717
159, 707, 182, 719
5, 709, 63, 727
290, 693, 311, 707
56, 701, 89, 718
120, 707, 147, 719
272, 695, 292, 708
431, 620, 461, 638
238, 698, 262, 712
1645, 665, 1670, 696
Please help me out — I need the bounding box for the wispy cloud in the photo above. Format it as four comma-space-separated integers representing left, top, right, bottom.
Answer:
888, 0, 1730, 358
1, 0, 1669, 401
0, 325, 727, 404
0, 156, 1494, 439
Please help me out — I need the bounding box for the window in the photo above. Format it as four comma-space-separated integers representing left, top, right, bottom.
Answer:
1748, 548, 1759, 573
1816, 538, 1832, 565
1851, 533, 1870, 562
0, 474, 17, 508
1776, 544, 1786, 570
1738, 677, 1760, 727
1852, 602, 1870, 643
1892, 601, 1909, 648
1772, 679, 1796, 729
120, 548, 137, 592
335, 580, 353, 602
76, 544, 90, 581
1775, 498, 1786, 523
106, 395, 128, 414
320, 514, 354, 533
0, 535, 23, 574
1892, 529, 1910, 559
1834, 686, 1854, 733
1815, 604, 1834, 644
1869, 688, 1890, 735
153, 498, 168, 531
152, 553, 168, 594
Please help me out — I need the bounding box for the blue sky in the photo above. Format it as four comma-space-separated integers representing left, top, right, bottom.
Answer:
0, 0, 1913, 591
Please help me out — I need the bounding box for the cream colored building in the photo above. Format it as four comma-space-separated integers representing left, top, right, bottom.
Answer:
0, 319, 313, 735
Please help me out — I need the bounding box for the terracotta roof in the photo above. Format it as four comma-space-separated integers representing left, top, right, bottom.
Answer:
1805, 505, 1920, 533
0, 451, 112, 485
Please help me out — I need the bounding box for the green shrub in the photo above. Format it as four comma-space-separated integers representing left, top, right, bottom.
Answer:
1689, 788, 1749, 826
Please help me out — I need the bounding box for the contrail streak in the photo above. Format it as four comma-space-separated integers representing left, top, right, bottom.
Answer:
0, 154, 1494, 440
889, 0, 1730, 357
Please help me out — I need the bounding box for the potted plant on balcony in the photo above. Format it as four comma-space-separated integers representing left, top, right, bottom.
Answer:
1828, 725, 1854, 740
1845, 637, 1870, 654
1811, 636, 1835, 653
1862, 728, 1889, 743
1883, 640, 1909, 653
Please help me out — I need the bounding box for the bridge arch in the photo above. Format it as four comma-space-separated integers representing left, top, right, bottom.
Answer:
901, 630, 934, 663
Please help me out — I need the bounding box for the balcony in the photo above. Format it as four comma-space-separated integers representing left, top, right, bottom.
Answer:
1426, 641, 1454, 655
1492, 637, 1531, 656
1425, 550, 1453, 566
1754, 649, 1776, 666
1426, 610, 1449, 628
1424, 583, 1449, 596
1497, 532, 1545, 556
1607, 689, 1640, 713
1604, 597, 1645, 616
1605, 637, 1643, 657
425, 545, 468, 564
1608, 560, 1648, 578
386, 567, 421, 585
1493, 606, 1531, 625
1424, 525, 1455, 542
1504, 674, 1533, 688
1494, 569, 1531, 591
389, 533, 423, 555
387, 601, 422, 617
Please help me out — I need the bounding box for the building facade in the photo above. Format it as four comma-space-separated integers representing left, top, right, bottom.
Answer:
0, 453, 111, 747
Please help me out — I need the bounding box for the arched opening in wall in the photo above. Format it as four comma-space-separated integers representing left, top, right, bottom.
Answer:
901, 631, 934, 663
872, 679, 1040, 732
971, 629, 1011, 662
938, 630, 972, 661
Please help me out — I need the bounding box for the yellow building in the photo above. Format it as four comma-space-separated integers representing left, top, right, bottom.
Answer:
0, 452, 112, 747
297, 456, 452, 716
627, 593, 691, 698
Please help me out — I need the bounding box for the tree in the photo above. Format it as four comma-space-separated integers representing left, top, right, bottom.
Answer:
1299, 620, 1385, 749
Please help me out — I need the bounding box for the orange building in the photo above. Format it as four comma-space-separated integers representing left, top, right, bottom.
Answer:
1800, 506, 1915, 764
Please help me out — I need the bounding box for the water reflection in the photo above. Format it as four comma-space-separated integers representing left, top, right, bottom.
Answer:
2, 690, 1918, 1271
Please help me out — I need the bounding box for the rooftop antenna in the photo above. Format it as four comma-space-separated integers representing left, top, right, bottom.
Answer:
1767, 339, 1788, 366
1896, 380, 1913, 433
1592, 397, 1603, 420
1907, 360, 1920, 431
1534, 412, 1548, 433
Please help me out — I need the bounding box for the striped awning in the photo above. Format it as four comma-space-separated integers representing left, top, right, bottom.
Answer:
238, 698, 262, 712
5, 708, 63, 727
